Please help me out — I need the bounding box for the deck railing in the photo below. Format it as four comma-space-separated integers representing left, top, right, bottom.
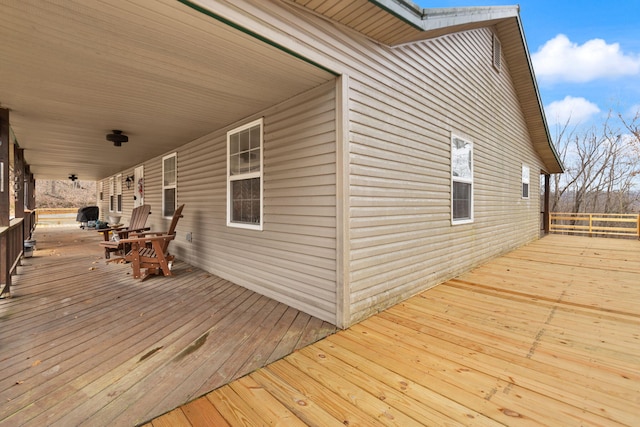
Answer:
1, 218, 25, 297
549, 212, 640, 238
35, 207, 78, 226
23, 209, 36, 240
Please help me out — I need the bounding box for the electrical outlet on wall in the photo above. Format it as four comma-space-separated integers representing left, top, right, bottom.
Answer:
186, 232, 192, 242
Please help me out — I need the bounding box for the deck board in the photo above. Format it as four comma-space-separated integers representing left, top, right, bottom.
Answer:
0, 227, 336, 427
155, 234, 640, 426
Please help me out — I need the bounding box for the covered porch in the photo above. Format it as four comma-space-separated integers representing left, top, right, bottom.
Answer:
0, 226, 336, 426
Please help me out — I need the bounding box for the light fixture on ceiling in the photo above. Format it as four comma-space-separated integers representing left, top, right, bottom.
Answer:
106, 130, 128, 147
125, 175, 134, 189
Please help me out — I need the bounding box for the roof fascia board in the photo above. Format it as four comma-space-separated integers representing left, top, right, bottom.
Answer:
369, 1, 519, 32
511, 16, 565, 172
419, 6, 519, 31
366, 0, 424, 31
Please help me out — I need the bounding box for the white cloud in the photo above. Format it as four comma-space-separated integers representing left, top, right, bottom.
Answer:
532, 34, 640, 83
626, 104, 640, 119
545, 96, 600, 126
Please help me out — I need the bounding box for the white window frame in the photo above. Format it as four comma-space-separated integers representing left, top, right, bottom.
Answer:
162, 153, 177, 218
226, 118, 263, 230
115, 173, 123, 213
108, 177, 115, 212
522, 164, 530, 199
451, 134, 474, 224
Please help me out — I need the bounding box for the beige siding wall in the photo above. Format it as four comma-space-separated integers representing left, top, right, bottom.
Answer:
207, 0, 548, 326
99, 0, 551, 327
346, 29, 544, 323
106, 82, 337, 323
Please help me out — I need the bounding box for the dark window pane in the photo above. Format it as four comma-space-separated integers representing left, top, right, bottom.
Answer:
230, 177, 260, 225
251, 200, 260, 223
522, 183, 529, 198
453, 181, 471, 220
164, 188, 176, 217
232, 200, 242, 222
241, 179, 251, 199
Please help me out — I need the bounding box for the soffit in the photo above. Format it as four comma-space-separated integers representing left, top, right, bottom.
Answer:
291, 0, 563, 173
0, 0, 334, 180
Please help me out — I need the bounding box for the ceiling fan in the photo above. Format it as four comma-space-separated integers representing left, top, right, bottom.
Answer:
106, 130, 128, 147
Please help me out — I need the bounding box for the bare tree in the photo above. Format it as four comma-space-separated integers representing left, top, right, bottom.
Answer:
551, 111, 640, 214
36, 180, 96, 208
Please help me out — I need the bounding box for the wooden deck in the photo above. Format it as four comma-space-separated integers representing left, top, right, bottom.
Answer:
150, 234, 640, 427
0, 227, 336, 427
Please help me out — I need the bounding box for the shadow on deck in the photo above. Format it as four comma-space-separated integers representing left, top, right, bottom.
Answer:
0, 227, 336, 426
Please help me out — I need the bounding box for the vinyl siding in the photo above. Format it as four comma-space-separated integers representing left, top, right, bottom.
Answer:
347, 28, 544, 323
119, 82, 337, 323
236, 0, 544, 324
100, 0, 552, 327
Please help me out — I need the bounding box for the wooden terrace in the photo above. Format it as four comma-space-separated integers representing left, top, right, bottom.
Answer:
149, 234, 640, 426
1, 229, 639, 426
0, 227, 336, 426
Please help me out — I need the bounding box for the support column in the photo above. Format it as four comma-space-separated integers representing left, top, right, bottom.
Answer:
0, 108, 9, 227
543, 173, 550, 234
1, 108, 10, 296
26, 166, 35, 210
15, 148, 25, 220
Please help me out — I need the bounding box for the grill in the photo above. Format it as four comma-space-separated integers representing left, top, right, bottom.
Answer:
76, 206, 99, 228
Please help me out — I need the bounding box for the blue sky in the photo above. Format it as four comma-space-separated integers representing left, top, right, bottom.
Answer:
414, 1, 640, 129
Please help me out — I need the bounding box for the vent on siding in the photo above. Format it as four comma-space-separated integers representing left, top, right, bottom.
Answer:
492, 33, 502, 71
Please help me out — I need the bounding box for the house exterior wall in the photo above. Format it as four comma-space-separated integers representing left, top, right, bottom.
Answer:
346, 29, 545, 324
208, 0, 545, 325
101, 0, 551, 327
120, 82, 338, 323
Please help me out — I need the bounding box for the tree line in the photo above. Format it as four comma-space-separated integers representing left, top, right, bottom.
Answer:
550, 110, 640, 214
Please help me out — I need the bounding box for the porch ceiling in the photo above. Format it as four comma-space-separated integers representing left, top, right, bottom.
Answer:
0, 0, 335, 180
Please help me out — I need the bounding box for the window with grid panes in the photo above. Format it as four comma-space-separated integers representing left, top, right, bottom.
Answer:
227, 118, 263, 230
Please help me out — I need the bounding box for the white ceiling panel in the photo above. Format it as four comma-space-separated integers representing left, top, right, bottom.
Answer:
0, 0, 335, 179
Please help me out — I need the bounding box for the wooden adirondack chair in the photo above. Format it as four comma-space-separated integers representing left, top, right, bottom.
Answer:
119, 204, 184, 281
99, 204, 151, 259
